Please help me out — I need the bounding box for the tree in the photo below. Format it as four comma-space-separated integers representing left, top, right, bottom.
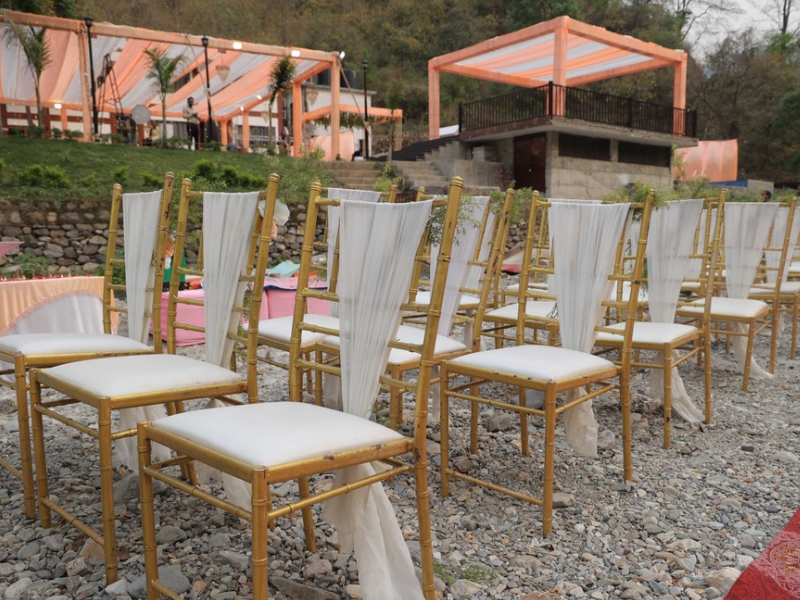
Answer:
143, 47, 186, 148
3, 16, 52, 129
267, 56, 296, 150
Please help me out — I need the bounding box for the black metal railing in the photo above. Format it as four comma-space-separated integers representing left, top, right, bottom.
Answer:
460, 83, 696, 137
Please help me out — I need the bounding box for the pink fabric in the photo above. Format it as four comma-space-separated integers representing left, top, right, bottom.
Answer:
0, 276, 105, 335
0, 242, 22, 260
263, 276, 330, 319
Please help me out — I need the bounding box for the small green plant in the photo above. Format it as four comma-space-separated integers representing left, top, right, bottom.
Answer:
51, 128, 62, 140
0, 158, 4, 181
9, 127, 25, 137
110, 133, 125, 145
373, 162, 405, 192
15, 253, 51, 278
77, 172, 101, 187
111, 166, 129, 185
433, 562, 498, 587
28, 125, 45, 138
64, 129, 81, 140
14, 164, 70, 188
263, 147, 330, 205
204, 140, 222, 151
141, 172, 162, 187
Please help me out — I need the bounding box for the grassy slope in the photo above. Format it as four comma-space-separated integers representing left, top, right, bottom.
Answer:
0, 137, 278, 199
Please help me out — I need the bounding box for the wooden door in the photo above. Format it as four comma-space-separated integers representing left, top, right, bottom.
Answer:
514, 133, 547, 192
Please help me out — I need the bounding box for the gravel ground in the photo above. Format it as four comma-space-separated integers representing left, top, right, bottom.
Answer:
1, 301, 799, 600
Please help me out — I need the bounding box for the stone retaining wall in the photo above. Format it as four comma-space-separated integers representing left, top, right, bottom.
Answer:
0, 197, 524, 276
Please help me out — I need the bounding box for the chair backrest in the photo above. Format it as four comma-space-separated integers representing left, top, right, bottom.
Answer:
679, 194, 726, 319
288, 177, 463, 423
102, 173, 174, 350
167, 177, 280, 390
756, 198, 798, 288
723, 201, 781, 299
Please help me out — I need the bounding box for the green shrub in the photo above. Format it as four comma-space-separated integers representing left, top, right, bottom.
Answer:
0, 158, 4, 181
77, 173, 101, 187
51, 128, 62, 140
9, 127, 25, 136
15, 164, 71, 188
110, 133, 125, 145
28, 125, 45, 139
263, 147, 330, 204
192, 159, 217, 180
204, 140, 222, 151
64, 130, 82, 140
141, 172, 162, 187
15, 253, 51, 278
111, 166, 129, 185
220, 165, 242, 187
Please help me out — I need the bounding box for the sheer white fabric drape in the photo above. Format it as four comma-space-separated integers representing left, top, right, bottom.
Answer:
765, 207, 800, 286
322, 199, 434, 600
725, 203, 779, 377
194, 192, 261, 504
116, 190, 169, 468
548, 201, 631, 457
644, 200, 705, 423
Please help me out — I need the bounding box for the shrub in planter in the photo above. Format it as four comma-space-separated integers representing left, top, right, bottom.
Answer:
28, 125, 45, 138
51, 128, 62, 140
64, 130, 82, 140
15, 164, 71, 188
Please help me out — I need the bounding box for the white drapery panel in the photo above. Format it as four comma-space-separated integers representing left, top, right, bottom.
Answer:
725, 203, 779, 378
685, 208, 716, 280
116, 190, 169, 468
463, 196, 494, 293
644, 200, 705, 423
325, 189, 384, 316
765, 207, 800, 285
549, 201, 630, 457
323, 199, 433, 600
430, 195, 490, 336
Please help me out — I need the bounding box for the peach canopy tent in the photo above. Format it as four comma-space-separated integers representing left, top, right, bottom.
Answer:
0, 9, 344, 157
673, 140, 738, 182
428, 15, 688, 138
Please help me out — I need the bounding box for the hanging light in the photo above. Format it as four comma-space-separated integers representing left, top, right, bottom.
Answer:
290, 49, 301, 58
232, 41, 243, 50
217, 63, 230, 83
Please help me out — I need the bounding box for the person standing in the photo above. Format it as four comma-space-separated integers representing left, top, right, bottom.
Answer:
183, 97, 201, 150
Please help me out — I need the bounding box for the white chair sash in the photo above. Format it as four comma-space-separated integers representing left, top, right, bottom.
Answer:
323, 199, 433, 600
549, 201, 631, 457
765, 206, 800, 285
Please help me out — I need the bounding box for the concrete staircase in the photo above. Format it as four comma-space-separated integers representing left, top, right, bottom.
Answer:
324, 161, 383, 189
392, 160, 450, 193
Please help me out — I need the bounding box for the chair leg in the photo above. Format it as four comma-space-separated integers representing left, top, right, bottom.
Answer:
703, 333, 713, 425
29, 372, 51, 528
518, 386, 529, 456
251, 469, 269, 599
662, 353, 672, 450
743, 322, 755, 392
314, 348, 323, 406
414, 445, 436, 600
469, 379, 479, 455
620, 367, 633, 483
98, 402, 119, 584
15, 358, 36, 518
389, 364, 403, 430
298, 477, 316, 552
792, 299, 799, 360
165, 401, 196, 485
440, 363, 450, 497
138, 426, 160, 600
542, 387, 556, 537
769, 306, 779, 374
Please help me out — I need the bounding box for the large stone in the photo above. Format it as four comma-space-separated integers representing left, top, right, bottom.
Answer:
552, 493, 574, 508
5, 577, 33, 599
155, 525, 187, 545
210, 550, 249, 571
486, 413, 515, 432
17, 541, 40, 560
65, 557, 90, 577
79, 539, 105, 564
705, 567, 741, 593
452, 579, 485, 596
775, 450, 799, 463
129, 566, 190, 599
113, 474, 166, 504
105, 579, 129, 595
270, 576, 339, 600
303, 557, 333, 579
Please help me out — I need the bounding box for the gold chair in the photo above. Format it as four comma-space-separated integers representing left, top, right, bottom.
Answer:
596, 196, 724, 447
441, 194, 654, 536
28, 176, 280, 583
136, 178, 463, 600
748, 198, 800, 361
0, 175, 174, 518
677, 196, 776, 391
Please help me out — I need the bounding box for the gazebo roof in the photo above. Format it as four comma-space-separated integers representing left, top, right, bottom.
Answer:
0, 10, 336, 121
428, 16, 688, 138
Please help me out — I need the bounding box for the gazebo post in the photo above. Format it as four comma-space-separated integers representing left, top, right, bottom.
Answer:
77, 27, 92, 142
292, 81, 302, 157
673, 53, 687, 135
552, 17, 568, 118
428, 66, 440, 140
242, 111, 250, 150
221, 118, 229, 146
330, 53, 340, 160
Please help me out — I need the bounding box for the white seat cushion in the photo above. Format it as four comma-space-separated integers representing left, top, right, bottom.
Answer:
749, 281, 800, 296
322, 324, 467, 365
40, 354, 244, 398
415, 290, 480, 310
0, 333, 150, 357
681, 281, 701, 290
257, 314, 340, 347
448, 345, 615, 384
678, 297, 769, 319
152, 401, 405, 468
485, 300, 557, 322
595, 322, 699, 345
790, 261, 800, 273
504, 281, 548, 294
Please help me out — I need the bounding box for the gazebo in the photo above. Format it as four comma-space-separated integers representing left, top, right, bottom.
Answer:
0, 10, 402, 156
428, 15, 689, 139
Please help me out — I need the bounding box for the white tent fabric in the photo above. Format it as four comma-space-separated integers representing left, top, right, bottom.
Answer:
643, 200, 705, 423
765, 207, 800, 286
322, 199, 434, 600
725, 203, 779, 378
115, 190, 170, 468
548, 201, 631, 457
194, 192, 261, 504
